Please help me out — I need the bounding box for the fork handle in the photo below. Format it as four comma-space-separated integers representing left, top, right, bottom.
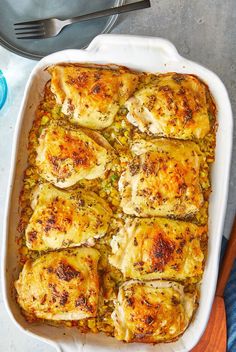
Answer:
64, 0, 151, 25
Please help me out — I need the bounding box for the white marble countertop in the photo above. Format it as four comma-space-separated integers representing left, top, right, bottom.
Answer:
0, 1, 235, 351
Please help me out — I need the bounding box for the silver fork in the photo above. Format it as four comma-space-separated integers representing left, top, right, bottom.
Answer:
14, 0, 150, 39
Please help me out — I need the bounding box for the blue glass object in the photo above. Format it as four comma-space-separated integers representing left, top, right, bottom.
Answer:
0, 70, 7, 110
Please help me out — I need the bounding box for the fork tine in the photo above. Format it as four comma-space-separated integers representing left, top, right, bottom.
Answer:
14, 25, 44, 32
14, 20, 43, 26
16, 35, 46, 40
15, 30, 45, 36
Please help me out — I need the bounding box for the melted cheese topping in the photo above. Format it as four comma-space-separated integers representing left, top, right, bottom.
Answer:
112, 280, 196, 343
36, 122, 111, 188
110, 217, 206, 282
49, 64, 139, 129
125, 73, 210, 139
119, 138, 204, 218
25, 183, 112, 251
15, 248, 100, 320
15, 65, 216, 341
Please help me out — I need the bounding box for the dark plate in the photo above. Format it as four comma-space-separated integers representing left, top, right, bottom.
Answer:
0, 0, 123, 60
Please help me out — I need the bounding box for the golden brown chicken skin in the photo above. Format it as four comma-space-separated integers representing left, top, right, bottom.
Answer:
49, 64, 139, 129
36, 121, 111, 188
15, 248, 100, 321
119, 138, 204, 218
26, 183, 112, 251
110, 217, 206, 282
125, 72, 211, 139
112, 280, 196, 343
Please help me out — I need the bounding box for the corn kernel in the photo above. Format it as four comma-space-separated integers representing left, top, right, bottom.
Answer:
19, 246, 28, 255
41, 115, 49, 125
99, 191, 106, 198
112, 198, 120, 206
25, 168, 32, 176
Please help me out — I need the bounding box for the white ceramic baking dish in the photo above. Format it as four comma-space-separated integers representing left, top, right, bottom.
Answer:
2, 34, 233, 352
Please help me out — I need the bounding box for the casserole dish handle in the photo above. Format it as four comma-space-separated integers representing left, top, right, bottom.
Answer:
86, 34, 181, 62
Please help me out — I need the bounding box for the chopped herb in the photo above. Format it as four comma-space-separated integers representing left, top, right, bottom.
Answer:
110, 174, 119, 183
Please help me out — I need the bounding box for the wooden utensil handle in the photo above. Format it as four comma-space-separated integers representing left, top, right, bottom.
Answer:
216, 214, 236, 297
